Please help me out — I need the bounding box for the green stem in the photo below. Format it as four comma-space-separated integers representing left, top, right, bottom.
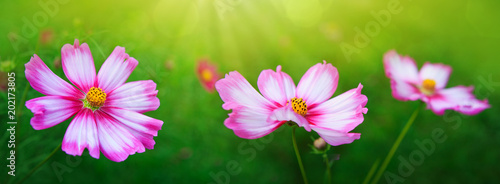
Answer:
362, 159, 381, 184
16, 143, 62, 184
370, 103, 422, 184
323, 153, 332, 184
292, 127, 309, 184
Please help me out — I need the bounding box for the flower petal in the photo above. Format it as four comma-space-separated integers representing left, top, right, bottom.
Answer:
311, 125, 360, 146
97, 46, 138, 92
224, 106, 282, 139
454, 98, 490, 115
25, 54, 83, 98
418, 62, 452, 90
106, 80, 160, 113
61, 39, 97, 92
95, 110, 144, 162
257, 65, 296, 106
268, 105, 311, 132
62, 108, 100, 159
307, 83, 367, 132
296, 61, 339, 106
427, 86, 490, 115
215, 71, 277, 110
383, 50, 419, 84
25, 96, 82, 130
101, 107, 163, 149
389, 79, 422, 101
383, 50, 422, 101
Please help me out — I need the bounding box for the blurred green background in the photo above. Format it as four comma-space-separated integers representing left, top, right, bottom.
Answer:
1, 0, 499, 183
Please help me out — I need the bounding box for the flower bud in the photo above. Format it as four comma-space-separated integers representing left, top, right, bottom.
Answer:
314, 137, 327, 150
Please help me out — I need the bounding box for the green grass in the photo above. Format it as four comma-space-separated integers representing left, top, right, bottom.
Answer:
1, 0, 499, 183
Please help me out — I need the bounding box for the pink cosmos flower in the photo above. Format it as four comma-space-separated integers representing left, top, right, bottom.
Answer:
25, 39, 163, 162
196, 59, 220, 92
215, 61, 368, 146
384, 50, 490, 115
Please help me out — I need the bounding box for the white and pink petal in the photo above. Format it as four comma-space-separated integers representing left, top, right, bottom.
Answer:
427, 86, 489, 115
25, 54, 83, 98
268, 105, 311, 132
257, 65, 296, 106
215, 71, 277, 110
101, 107, 163, 149
311, 125, 361, 146
454, 98, 490, 115
97, 46, 138, 92
94, 110, 144, 162
62, 108, 100, 158
296, 61, 339, 106
106, 80, 160, 113
224, 106, 282, 139
383, 50, 420, 83
307, 84, 367, 132
389, 79, 422, 101
61, 39, 97, 92
418, 62, 452, 90
25, 96, 82, 130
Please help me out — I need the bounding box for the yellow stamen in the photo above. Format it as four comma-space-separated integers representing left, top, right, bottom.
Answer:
201, 69, 213, 82
291, 97, 307, 116
421, 79, 436, 95
85, 87, 106, 108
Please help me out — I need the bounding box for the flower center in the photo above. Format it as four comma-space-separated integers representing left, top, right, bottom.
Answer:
421, 79, 436, 95
201, 69, 213, 82
84, 87, 106, 110
291, 97, 307, 116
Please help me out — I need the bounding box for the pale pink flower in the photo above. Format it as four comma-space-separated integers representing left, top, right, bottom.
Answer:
384, 50, 490, 115
25, 39, 163, 162
215, 61, 367, 146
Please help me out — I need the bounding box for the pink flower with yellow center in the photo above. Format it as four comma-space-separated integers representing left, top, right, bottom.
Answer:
25, 39, 163, 162
196, 59, 220, 92
384, 50, 490, 115
215, 61, 367, 146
